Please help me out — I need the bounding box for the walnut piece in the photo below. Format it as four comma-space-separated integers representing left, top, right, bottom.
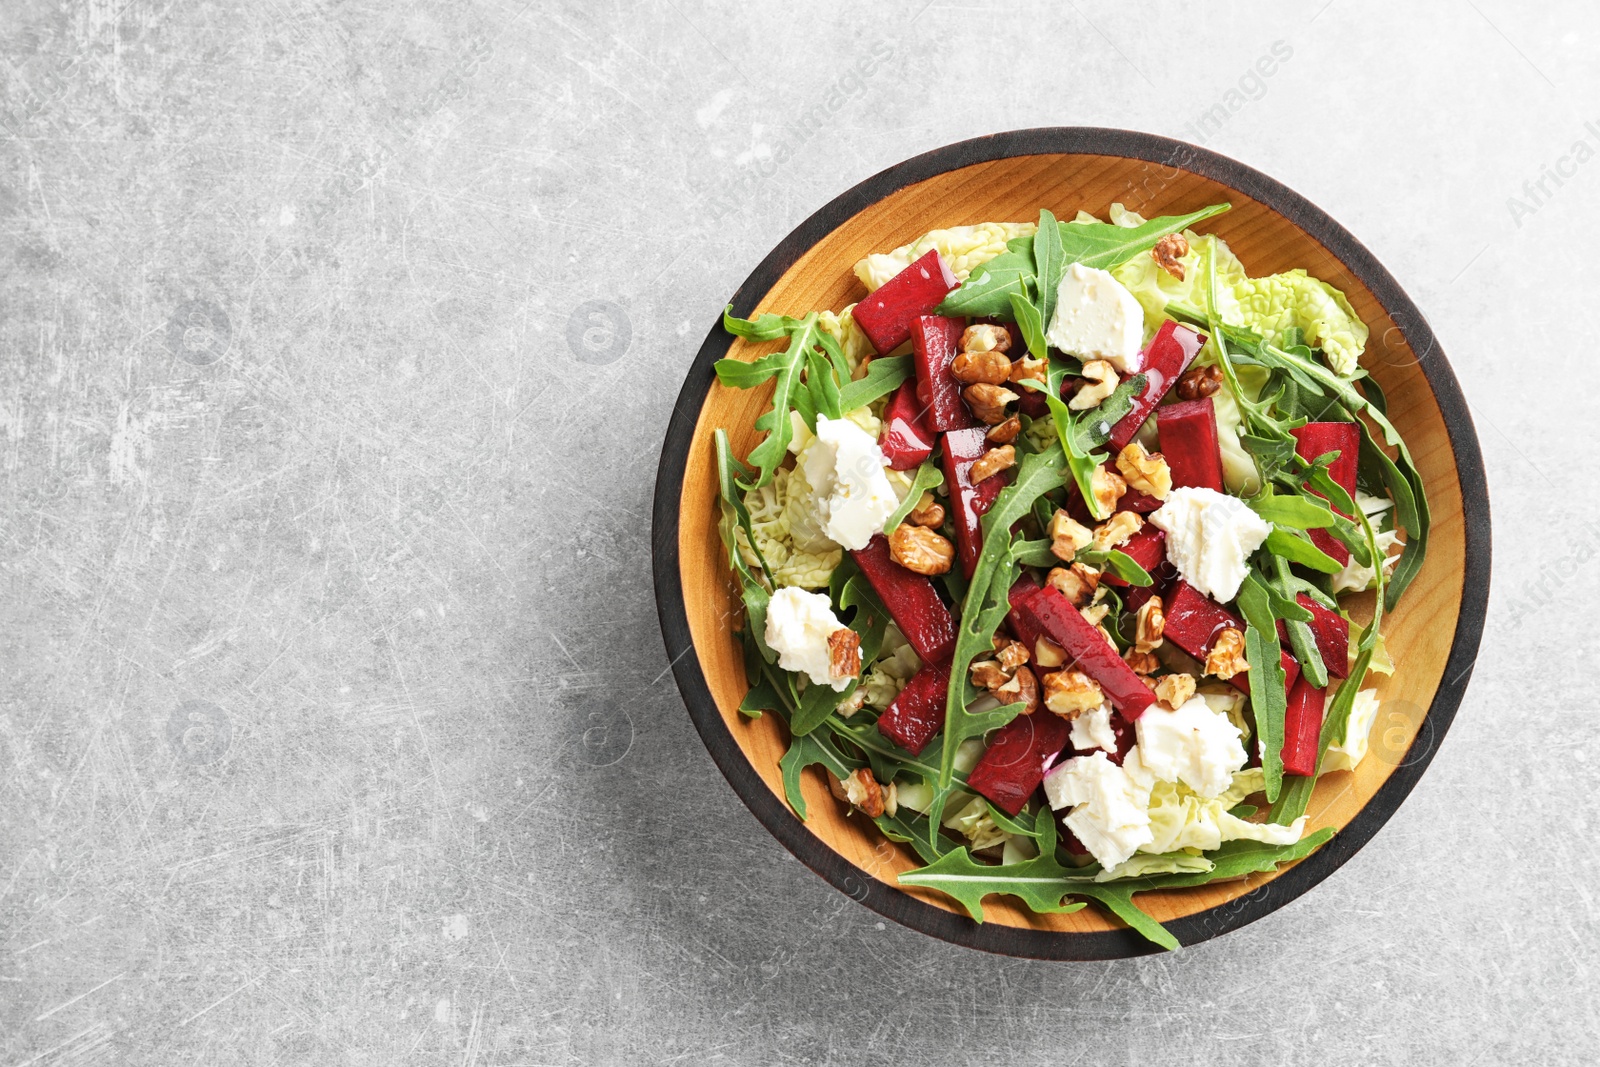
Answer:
969, 444, 1016, 484
986, 416, 1021, 446
888, 523, 954, 575
1134, 595, 1165, 653
995, 664, 1041, 715
1090, 465, 1127, 517
961, 323, 1012, 354
828, 628, 861, 681
1115, 442, 1173, 501
907, 492, 945, 528
1124, 648, 1161, 675
962, 383, 1018, 425
1008, 357, 1048, 389
1205, 627, 1250, 679
1151, 232, 1190, 280
1093, 510, 1144, 552
969, 659, 1010, 690
1034, 635, 1068, 668
993, 637, 1030, 671
1154, 672, 1197, 711
1047, 562, 1101, 607
951, 349, 1012, 386
1042, 669, 1104, 717
841, 768, 886, 818
1069, 359, 1119, 411
1176, 364, 1222, 401
1048, 509, 1094, 563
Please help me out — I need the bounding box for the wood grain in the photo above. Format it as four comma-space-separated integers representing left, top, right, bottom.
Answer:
675, 151, 1465, 935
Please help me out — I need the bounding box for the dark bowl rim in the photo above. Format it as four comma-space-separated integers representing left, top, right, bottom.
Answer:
650, 127, 1491, 959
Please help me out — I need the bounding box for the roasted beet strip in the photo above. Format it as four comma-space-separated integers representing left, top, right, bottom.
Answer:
1108, 319, 1207, 451
875, 657, 952, 756
879, 379, 936, 470
1163, 580, 1301, 695
852, 249, 959, 356
940, 425, 1011, 578
1100, 525, 1166, 588
1157, 396, 1226, 493
850, 534, 955, 663
964, 712, 1073, 816
1282, 675, 1326, 776
911, 314, 975, 432
1291, 421, 1361, 568
1016, 586, 1156, 719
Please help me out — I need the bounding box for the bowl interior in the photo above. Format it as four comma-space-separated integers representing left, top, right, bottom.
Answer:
675, 150, 1468, 938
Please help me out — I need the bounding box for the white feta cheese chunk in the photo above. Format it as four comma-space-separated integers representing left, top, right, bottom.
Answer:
1134, 695, 1249, 798
764, 586, 851, 692
801, 414, 898, 551
1148, 486, 1272, 603
1043, 751, 1153, 870
1045, 263, 1145, 372
1322, 688, 1382, 773
1069, 701, 1118, 755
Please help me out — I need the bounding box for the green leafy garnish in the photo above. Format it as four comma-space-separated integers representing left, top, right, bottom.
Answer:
897, 809, 1088, 921
881, 461, 945, 535
1236, 573, 1289, 801
837, 355, 912, 413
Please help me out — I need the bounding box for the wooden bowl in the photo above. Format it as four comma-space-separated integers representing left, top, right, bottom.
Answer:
652, 129, 1490, 958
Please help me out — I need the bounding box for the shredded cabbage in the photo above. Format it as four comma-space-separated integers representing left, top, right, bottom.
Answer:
818, 305, 875, 377
1209, 361, 1268, 495
859, 624, 920, 709
1322, 689, 1382, 773
1095, 851, 1214, 882
742, 466, 840, 590
943, 793, 1008, 852
855, 222, 1038, 291
1139, 764, 1304, 855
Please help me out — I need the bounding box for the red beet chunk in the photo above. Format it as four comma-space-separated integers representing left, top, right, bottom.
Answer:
1006, 573, 1046, 646
1112, 464, 1165, 513
1157, 396, 1225, 492
1016, 586, 1155, 719
879, 380, 936, 470
1282, 675, 1326, 776
852, 249, 959, 356
850, 535, 955, 662
1101, 525, 1167, 588
940, 426, 1012, 578
911, 315, 975, 432
965, 712, 1073, 816
876, 657, 952, 756
1108, 320, 1207, 451
1164, 580, 1301, 695
1277, 593, 1350, 679
1291, 421, 1360, 568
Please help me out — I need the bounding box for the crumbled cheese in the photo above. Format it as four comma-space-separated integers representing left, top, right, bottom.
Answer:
1069, 701, 1118, 755
1043, 751, 1153, 869
1322, 688, 1382, 773
1148, 486, 1272, 603
1044, 263, 1145, 372
763, 586, 851, 691
1134, 695, 1249, 798
801, 414, 898, 551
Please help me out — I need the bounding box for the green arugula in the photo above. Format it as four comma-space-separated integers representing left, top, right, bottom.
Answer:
1033, 208, 1065, 331
779, 727, 861, 820
937, 203, 1233, 318
1265, 527, 1344, 574
714, 429, 773, 660
715, 311, 825, 489
897, 809, 1089, 921
881, 461, 945, 534
1022, 370, 1146, 521
1236, 572, 1289, 801
837, 354, 912, 413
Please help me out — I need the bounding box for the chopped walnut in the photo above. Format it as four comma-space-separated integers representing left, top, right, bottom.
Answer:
1154, 672, 1197, 711
1034, 635, 1067, 668
962, 383, 1018, 424
888, 523, 954, 575
986, 416, 1021, 446
841, 768, 886, 818
1115, 442, 1173, 501
969, 445, 1016, 484
1176, 363, 1223, 401
961, 323, 1012, 354
969, 659, 1010, 690
995, 664, 1041, 715
1092, 510, 1144, 552
1205, 627, 1250, 679
835, 689, 867, 717
1008, 357, 1048, 389
1042, 669, 1104, 717
1134, 595, 1165, 653
907, 492, 945, 528
1047, 509, 1094, 563
1047, 562, 1101, 606
1151, 232, 1190, 280
1090, 465, 1127, 517
993, 637, 1030, 671
1124, 648, 1161, 675
1080, 602, 1110, 627
951, 349, 1012, 386
1069, 360, 1119, 411
828, 628, 861, 681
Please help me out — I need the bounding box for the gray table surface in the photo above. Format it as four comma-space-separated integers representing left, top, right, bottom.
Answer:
3, 1, 1595, 1063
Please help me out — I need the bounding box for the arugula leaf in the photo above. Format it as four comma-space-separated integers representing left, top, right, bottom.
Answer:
937, 204, 1232, 318
714, 429, 773, 660
715, 312, 826, 489
881, 461, 945, 534
1265, 527, 1343, 573
1009, 292, 1048, 361
1033, 208, 1064, 333
779, 728, 861, 820
1236, 573, 1289, 801
836, 355, 912, 413
874, 807, 957, 865
1267, 555, 1328, 689
722, 306, 810, 341
897, 809, 1088, 921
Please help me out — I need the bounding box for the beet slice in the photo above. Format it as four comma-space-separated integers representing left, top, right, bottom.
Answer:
1282, 675, 1326, 776
1163, 580, 1301, 695
850, 535, 955, 663
1016, 586, 1156, 719
940, 426, 1012, 578
1278, 593, 1350, 679
911, 315, 975, 432
879, 380, 936, 470
1291, 421, 1360, 568
965, 712, 1073, 816
876, 657, 953, 756
1100, 525, 1166, 588
852, 249, 959, 356
1108, 320, 1207, 451
1157, 396, 1225, 493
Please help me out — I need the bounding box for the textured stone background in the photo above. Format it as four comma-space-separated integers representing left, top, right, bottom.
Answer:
2, 1, 1595, 1064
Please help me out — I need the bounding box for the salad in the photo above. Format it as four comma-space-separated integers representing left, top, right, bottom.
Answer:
711, 201, 1428, 949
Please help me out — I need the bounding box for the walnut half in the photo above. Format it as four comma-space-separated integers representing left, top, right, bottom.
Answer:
1115, 442, 1173, 501
828, 628, 861, 682
889, 524, 954, 575
1205, 627, 1250, 679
